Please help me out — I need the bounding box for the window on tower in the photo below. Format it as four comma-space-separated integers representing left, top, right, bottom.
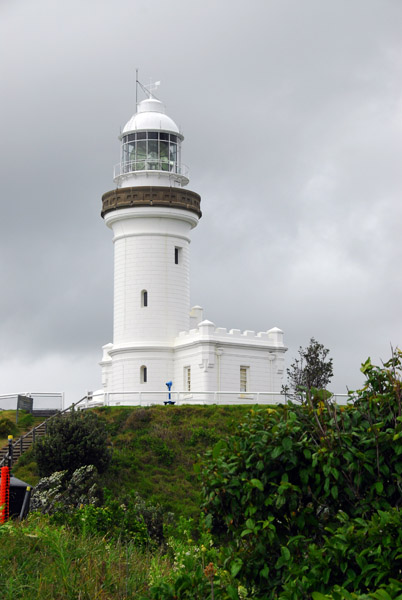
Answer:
140, 365, 147, 384
174, 247, 182, 265
141, 290, 148, 307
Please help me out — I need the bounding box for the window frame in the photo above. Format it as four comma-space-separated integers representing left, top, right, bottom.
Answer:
140, 365, 147, 384
240, 366, 248, 393
141, 290, 148, 307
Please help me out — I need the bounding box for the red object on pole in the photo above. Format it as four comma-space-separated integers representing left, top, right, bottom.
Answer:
0, 466, 10, 523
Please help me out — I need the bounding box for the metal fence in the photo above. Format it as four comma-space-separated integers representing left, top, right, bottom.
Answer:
87, 390, 350, 408
0, 393, 64, 411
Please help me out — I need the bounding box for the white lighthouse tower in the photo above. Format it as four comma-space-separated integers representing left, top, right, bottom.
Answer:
100, 84, 286, 403
100, 85, 201, 394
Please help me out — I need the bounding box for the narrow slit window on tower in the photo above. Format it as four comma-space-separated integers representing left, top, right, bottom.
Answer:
175, 247, 181, 265
240, 366, 248, 393
140, 365, 147, 384
141, 290, 148, 307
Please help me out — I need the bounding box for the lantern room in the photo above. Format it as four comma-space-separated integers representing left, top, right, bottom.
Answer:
114, 97, 189, 188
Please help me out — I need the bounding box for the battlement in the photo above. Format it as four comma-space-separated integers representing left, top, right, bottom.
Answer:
176, 319, 284, 348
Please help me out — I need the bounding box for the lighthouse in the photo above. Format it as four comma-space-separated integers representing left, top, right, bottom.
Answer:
100, 84, 286, 403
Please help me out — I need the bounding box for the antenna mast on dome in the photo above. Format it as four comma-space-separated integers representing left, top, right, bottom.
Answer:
135, 70, 161, 107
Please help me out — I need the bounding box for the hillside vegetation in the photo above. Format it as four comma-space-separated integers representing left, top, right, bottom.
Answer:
3, 351, 402, 599
14, 404, 251, 518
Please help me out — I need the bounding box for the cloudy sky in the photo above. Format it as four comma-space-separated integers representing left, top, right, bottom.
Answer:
1, 0, 402, 403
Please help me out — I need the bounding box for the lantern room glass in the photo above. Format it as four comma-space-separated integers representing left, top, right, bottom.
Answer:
121, 132, 180, 174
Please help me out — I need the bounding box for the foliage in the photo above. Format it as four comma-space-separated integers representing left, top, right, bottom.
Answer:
30, 464, 102, 514
50, 488, 170, 547
57, 500, 150, 547
0, 410, 49, 452
12, 405, 252, 519
199, 349, 402, 597
104, 405, 251, 518
144, 516, 240, 600
286, 337, 333, 400
0, 513, 159, 599
33, 409, 112, 476
0, 416, 17, 437
281, 509, 402, 598
16, 411, 34, 428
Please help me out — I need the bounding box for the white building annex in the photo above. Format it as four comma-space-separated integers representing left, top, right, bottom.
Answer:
99, 85, 287, 404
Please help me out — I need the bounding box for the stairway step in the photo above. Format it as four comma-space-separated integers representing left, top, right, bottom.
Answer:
0, 396, 88, 467
32, 410, 59, 417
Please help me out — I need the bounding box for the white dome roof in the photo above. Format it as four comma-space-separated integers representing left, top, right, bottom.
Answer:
122, 98, 182, 137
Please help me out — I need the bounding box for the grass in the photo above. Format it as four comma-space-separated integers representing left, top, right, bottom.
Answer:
97, 405, 252, 517
0, 513, 166, 599
3, 406, 252, 598
12, 404, 254, 518
0, 410, 47, 449
1, 405, 268, 598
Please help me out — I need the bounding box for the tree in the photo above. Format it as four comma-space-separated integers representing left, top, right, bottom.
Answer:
286, 337, 333, 398
34, 409, 111, 477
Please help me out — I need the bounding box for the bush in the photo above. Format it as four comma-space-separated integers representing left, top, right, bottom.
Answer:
0, 417, 17, 437
66, 501, 150, 546
17, 412, 34, 429
124, 408, 152, 430
30, 464, 102, 514
199, 349, 402, 597
33, 410, 111, 476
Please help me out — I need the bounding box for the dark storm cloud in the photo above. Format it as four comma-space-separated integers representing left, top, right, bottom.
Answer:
0, 0, 402, 400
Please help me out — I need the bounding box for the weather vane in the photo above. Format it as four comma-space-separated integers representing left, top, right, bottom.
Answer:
144, 79, 161, 97
135, 68, 161, 108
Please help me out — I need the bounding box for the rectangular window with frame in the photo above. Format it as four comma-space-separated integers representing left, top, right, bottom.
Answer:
175, 246, 182, 265
184, 366, 191, 392
240, 366, 248, 393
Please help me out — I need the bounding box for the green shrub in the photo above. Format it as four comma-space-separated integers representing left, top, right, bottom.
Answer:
33, 409, 111, 476
68, 502, 149, 546
199, 349, 402, 597
124, 407, 152, 430
281, 509, 402, 598
17, 412, 34, 429
15, 447, 33, 467
189, 426, 218, 446
0, 417, 17, 437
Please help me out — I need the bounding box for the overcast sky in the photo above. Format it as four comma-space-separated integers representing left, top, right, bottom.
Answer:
1, 0, 401, 403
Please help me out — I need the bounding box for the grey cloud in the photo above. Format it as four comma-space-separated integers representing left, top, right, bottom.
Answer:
0, 0, 402, 401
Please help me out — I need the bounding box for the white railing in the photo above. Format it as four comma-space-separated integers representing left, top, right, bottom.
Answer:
114, 160, 189, 179
0, 392, 65, 411
87, 390, 350, 408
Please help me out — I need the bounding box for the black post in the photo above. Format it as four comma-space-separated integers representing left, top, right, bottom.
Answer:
7, 436, 13, 470
18, 486, 32, 521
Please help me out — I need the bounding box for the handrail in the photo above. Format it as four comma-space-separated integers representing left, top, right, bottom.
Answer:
0, 396, 88, 469
114, 160, 189, 179
87, 390, 350, 408
0, 392, 64, 411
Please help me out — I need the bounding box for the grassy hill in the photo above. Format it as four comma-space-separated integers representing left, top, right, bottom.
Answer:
13, 404, 253, 518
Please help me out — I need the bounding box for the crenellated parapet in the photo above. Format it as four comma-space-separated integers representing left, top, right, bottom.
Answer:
176, 319, 285, 350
